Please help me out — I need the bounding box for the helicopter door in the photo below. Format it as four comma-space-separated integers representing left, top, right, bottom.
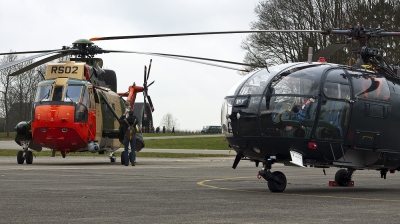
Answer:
316, 69, 351, 141
345, 71, 391, 150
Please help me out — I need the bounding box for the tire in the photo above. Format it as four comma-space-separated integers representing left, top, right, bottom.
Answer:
267, 171, 287, 192
25, 151, 33, 164
335, 169, 351, 186
110, 157, 116, 163
17, 151, 24, 164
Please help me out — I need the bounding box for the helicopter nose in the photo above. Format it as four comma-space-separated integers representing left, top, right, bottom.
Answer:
31, 105, 87, 150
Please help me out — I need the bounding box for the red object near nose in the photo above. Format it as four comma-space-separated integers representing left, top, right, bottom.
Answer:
308, 142, 318, 150
317, 57, 327, 63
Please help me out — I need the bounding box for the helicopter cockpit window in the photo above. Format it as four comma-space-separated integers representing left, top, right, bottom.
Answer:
35, 85, 53, 102
350, 72, 390, 101
238, 70, 275, 95
272, 65, 322, 97
80, 86, 88, 107
323, 82, 350, 100
75, 87, 88, 122
323, 70, 350, 100
52, 86, 64, 101
64, 86, 82, 102
259, 65, 325, 138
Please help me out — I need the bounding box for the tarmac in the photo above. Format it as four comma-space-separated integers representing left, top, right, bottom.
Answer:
1, 155, 400, 223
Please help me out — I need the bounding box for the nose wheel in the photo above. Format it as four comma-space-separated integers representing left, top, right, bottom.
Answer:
258, 160, 287, 192
267, 171, 287, 192
109, 152, 116, 162
16, 150, 34, 164
17, 151, 24, 164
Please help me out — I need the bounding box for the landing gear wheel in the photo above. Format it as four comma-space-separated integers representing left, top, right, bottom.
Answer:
267, 171, 287, 192
25, 151, 33, 164
335, 169, 351, 186
121, 151, 126, 165
109, 152, 116, 163
17, 151, 24, 164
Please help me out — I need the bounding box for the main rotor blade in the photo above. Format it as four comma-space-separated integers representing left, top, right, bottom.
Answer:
90, 30, 324, 41
0, 50, 59, 56
312, 43, 348, 61
8, 53, 65, 76
0, 50, 70, 71
153, 54, 250, 71
106, 49, 261, 69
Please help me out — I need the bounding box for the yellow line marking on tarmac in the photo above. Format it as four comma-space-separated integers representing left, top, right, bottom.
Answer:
197, 176, 400, 203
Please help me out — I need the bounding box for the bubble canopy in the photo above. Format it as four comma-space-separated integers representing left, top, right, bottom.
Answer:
221, 62, 337, 138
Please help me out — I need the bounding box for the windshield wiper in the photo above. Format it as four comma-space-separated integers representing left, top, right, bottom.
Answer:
39, 90, 50, 103
64, 90, 73, 102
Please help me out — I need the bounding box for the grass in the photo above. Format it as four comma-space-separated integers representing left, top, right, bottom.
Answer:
1, 132, 229, 150
0, 132, 206, 138
144, 137, 229, 150
0, 149, 231, 158
142, 132, 206, 137
0, 132, 15, 140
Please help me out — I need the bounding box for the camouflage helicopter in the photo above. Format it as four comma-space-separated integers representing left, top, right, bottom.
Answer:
0, 34, 259, 165
0, 39, 160, 164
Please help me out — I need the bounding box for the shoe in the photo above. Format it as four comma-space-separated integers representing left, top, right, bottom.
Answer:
125, 164, 128, 166
132, 164, 135, 166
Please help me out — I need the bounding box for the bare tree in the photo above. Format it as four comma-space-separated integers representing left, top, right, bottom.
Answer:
242, 0, 400, 71
9, 58, 44, 123
160, 112, 180, 132
0, 54, 18, 136
0, 52, 70, 134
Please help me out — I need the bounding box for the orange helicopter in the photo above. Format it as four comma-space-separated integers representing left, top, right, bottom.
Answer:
0, 34, 255, 165
0, 38, 159, 164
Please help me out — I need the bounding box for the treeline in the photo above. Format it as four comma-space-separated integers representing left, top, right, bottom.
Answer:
242, 0, 400, 71
0, 53, 68, 136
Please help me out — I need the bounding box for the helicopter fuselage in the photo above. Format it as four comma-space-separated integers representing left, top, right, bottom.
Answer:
14, 60, 146, 157
222, 62, 400, 171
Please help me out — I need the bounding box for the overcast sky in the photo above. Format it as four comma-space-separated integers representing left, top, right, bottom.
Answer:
0, 0, 261, 131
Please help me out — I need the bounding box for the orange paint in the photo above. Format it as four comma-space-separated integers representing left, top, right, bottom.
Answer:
31, 104, 96, 152
118, 85, 144, 110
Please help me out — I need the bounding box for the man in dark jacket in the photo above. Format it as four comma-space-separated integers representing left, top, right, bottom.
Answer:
119, 110, 138, 166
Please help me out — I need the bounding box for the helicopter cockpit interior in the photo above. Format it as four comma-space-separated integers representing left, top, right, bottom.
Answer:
34, 82, 91, 122
222, 62, 392, 146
